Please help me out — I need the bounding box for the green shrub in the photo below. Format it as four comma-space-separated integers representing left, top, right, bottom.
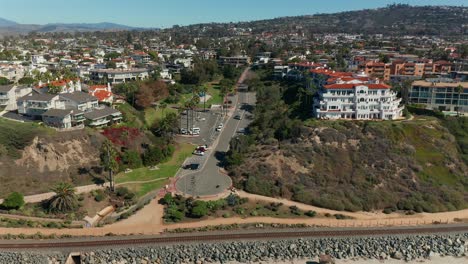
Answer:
305, 210, 317, 217
190, 201, 208, 218
1, 192, 25, 210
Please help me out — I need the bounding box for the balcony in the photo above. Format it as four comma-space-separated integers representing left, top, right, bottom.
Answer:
88, 118, 110, 127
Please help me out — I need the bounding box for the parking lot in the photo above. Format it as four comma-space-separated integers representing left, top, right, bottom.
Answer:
175, 90, 256, 197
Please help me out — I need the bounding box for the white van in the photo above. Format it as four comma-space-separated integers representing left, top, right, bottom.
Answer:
190, 127, 201, 135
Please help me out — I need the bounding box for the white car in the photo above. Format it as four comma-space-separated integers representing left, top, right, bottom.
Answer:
193, 150, 205, 156
180, 128, 188, 134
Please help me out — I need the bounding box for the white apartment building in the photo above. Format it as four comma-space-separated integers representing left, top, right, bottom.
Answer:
0, 85, 32, 111
89, 68, 149, 84
313, 80, 404, 120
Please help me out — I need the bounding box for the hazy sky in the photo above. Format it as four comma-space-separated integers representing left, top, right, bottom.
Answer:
0, 0, 466, 28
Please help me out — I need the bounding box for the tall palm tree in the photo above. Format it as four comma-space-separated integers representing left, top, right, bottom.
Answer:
100, 140, 119, 192
184, 101, 192, 131
160, 102, 168, 118
201, 86, 208, 112
48, 182, 78, 213
456, 84, 463, 116
191, 94, 200, 120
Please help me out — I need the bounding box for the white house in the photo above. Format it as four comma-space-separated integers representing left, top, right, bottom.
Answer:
17, 93, 65, 118
0, 85, 32, 111
59, 92, 99, 112
89, 68, 149, 84
313, 78, 404, 120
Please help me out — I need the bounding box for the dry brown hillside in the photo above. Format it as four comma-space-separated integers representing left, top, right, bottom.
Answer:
0, 119, 107, 197
229, 117, 468, 213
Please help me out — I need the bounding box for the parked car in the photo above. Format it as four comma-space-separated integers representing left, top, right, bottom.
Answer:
190, 127, 200, 135
234, 114, 242, 120
183, 163, 200, 170
180, 128, 188, 134
197, 144, 208, 150
215, 123, 223, 131
193, 150, 205, 156
237, 128, 246, 134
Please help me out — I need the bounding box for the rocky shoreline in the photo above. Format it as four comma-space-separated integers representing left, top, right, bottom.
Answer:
0, 233, 467, 263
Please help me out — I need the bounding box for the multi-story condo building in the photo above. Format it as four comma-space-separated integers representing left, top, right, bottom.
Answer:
312, 73, 404, 120
409, 79, 468, 113
218, 56, 251, 67
89, 68, 149, 84
0, 85, 32, 111
358, 60, 453, 82
17, 91, 122, 128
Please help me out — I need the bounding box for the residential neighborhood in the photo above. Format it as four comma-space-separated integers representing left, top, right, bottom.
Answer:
0, 2, 467, 264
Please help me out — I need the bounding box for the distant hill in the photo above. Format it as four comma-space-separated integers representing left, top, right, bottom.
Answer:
0, 19, 144, 35
241, 4, 468, 36
174, 5, 467, 37
0, 17, 17, 27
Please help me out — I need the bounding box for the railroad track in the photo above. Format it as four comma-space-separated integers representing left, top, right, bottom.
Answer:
1, 224, 468, 250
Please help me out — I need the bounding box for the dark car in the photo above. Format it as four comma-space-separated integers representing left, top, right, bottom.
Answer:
234, 114, 242, 120
190, 163, 200, 170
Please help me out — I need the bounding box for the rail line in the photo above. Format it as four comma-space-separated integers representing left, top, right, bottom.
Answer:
1, 224, 468, 250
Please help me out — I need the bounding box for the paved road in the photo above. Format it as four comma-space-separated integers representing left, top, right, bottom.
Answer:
176, 69, 255, 197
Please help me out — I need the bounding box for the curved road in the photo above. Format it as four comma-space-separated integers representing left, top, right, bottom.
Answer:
176, 69, 254, 197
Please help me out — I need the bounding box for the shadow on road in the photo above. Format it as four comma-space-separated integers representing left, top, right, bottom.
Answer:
214, 150, 227, 167
240, 103, 254, 113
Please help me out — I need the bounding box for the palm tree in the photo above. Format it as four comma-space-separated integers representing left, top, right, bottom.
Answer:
184, 101, 192, 131
100, 140, 119, 192
456, 84, 463, 116
219, 90, 227, 116
201, 86, 208, 112
48, 182, 78, 213
191, 94, 200, 120
160, 102, 168, 118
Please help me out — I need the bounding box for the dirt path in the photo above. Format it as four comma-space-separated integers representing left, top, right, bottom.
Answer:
1, 190, 468, 237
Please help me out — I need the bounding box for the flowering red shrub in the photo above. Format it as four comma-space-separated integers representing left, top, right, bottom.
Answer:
102, 127, 142, 147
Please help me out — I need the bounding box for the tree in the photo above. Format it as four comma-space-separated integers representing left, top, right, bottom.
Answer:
0, 77, 10, 85
135, 85, 155, 109
160, 102, 168, 117
122, 150, 143, 169
48, 182, 78, 213
48, 84, 62, 94
153, 112, 179, 139
18, 77, 35, 86
100, 140, 119, 192
1, 192, 25, 210
201, 86, 208, 112
190, 201, 208, 218
106, 61, 117, 69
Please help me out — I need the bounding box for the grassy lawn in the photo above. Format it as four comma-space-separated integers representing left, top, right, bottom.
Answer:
132, 180, 168, 197
116, 142, 193, 184
116, 142, 194, 197
144, 106, 177, 127
201, 84, 223, 108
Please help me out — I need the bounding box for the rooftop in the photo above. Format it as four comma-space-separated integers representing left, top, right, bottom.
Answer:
60, 92, 98, 104
42, 108, 73, 118
412, 80, 468, 89
83, 106, 120, 120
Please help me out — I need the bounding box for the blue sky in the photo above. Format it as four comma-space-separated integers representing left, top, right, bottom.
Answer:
0, 0, 465, 28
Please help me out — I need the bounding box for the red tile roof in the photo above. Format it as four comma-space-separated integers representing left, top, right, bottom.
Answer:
92, 90, 113, 102
324, 83, 390, 89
